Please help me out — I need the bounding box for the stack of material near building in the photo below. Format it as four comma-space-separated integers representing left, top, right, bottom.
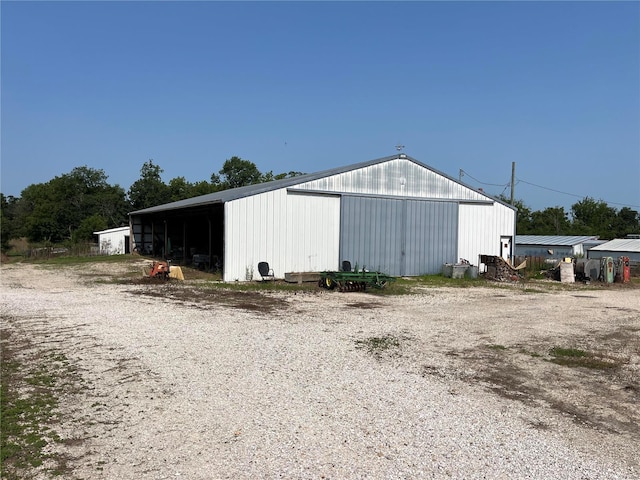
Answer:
481, 255, 523, 282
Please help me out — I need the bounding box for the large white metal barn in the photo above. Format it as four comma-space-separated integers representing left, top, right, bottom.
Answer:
129, 154, 516, 282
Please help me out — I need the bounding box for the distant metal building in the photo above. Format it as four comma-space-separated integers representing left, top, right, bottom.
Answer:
587, 238, 640, 263
129, 154, 516, 281
94, 226, 130, 255
515, 235, 602, 259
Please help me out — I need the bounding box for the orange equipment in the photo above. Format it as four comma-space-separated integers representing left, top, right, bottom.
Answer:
149, 260, 170, 279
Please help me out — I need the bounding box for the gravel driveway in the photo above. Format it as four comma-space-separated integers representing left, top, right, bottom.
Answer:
1, 261, 638, 480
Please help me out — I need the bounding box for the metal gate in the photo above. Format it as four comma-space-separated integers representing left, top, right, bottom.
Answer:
340, 196, 458, 276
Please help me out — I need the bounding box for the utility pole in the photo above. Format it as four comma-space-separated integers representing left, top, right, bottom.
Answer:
510, 162, 516, 205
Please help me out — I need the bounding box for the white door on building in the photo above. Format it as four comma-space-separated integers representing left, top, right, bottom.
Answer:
501, 236, 512, 262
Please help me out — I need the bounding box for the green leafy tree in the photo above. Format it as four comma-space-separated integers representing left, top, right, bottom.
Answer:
262, 170, 306, 182
530, 206, 571, 235
168, 177, 218, 201
167, 176, 192, 202
61, 167, 128, 240
60, 166, 129, 229
8, 167, 128, 244
217, 156, 262, 189
1, 193, 19, 252
128, 160, 171, 210
191, 180, 218, 196
514, 201, 533, 234
210, 157, 304, 191
15, 183, 56, 241
72, 214, 108, 243
570, 197, 618, 239
612, 207, 640, 238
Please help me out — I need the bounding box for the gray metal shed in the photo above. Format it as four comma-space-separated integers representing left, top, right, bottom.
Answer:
587, 238, 640, 263
515, 235, 601, 259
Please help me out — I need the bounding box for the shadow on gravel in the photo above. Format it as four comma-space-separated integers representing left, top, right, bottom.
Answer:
126, 284, 289, 313
345, 302, 384, 309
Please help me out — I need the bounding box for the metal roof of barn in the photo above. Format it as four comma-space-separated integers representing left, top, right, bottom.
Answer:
515, 235, 599, 246
588, 238, 640, 253
130, 154, 514, 215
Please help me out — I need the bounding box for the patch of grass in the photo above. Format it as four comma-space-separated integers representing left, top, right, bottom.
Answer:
355, 335, 402, 357
1, 328, 80, 480
411, 274, 483, 287
487, 344, 507, 351
548, 346, 619, 369
367, 278, 411, 295
549, 347, 587, 358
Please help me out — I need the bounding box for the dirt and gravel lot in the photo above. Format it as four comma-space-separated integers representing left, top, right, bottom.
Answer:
1, 260, 639, 480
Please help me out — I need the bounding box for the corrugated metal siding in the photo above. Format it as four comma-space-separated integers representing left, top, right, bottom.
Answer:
515, 246, 574, 257
588, 239, 640, 262
340, 196, 404, 274
458, 203, 515, 264
296, 158, 487, 201
405, 200, 458, 275
285, 192, 341, 272
224, 190, 340, 281
589, 239, 640, 253
516, 235, 598, 246
588, 250, 640, 262
340, 196, 458, 276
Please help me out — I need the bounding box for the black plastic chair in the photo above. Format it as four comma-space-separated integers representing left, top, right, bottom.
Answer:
258, 262, 274, 281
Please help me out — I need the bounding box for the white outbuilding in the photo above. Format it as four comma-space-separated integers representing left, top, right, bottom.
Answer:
129, 154, 517, 281
93, 226, 130, 255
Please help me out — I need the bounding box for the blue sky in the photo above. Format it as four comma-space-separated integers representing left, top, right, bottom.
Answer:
2, 1, 639, 212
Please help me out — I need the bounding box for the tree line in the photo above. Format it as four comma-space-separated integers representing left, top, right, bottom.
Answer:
1, 156, 303, 252
1, 156, 638, 253
504, 196, 639, 240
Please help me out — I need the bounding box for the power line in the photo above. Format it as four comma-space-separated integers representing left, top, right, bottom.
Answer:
516, 178, 584, 199
516, 178, 640, 209
459, 169, 640, 209
458, 169, 509, 188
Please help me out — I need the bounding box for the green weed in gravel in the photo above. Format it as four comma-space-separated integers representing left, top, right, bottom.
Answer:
355, 335, 402, 358
1, 328, 80, 480
549, 346, 620, 369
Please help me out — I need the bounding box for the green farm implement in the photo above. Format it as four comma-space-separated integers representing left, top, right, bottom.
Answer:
318, 269, 396, 292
